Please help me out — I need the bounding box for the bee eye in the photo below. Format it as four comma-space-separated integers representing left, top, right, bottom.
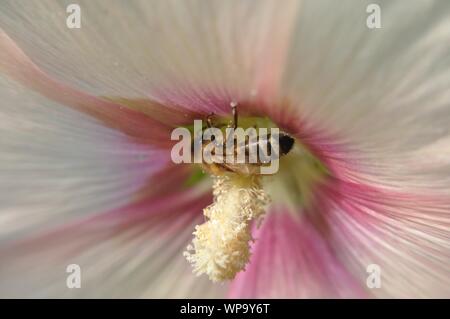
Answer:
279, 134, 294, 155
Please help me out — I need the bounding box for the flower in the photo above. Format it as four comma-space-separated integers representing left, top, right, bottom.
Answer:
0, 0, 449, 298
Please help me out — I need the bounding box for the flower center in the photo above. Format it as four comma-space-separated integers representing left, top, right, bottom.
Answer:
183, 115, 329, 281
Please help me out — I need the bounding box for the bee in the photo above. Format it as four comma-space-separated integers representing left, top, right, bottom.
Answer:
191, 103, 294, 175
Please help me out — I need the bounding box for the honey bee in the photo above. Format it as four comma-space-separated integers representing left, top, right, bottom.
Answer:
191, 103, 294, 175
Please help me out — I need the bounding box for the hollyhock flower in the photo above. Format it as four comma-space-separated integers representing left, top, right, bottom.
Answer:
0, 0, 449, 298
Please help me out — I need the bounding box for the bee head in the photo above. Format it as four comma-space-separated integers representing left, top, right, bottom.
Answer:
278, 133, 294, 155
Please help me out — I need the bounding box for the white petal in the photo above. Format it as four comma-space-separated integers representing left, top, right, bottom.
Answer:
0, 74, 166, 241
0, 0, 299, 110
0, 192, 227, 298
281, 0, 450, 189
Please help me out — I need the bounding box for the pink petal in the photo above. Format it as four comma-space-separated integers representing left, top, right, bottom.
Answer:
0, 189, 226, 298
0, 29, 176, 146
0, 1, 300, 109
0, 67, 173, 241
312, 179, 450, 298
229, 208, 367, 298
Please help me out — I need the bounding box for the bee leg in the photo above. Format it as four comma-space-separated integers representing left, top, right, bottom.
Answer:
223, 103, 238, 146
206, 112, 218, 142
230, 102, 238, 129
206, 112, 215, 128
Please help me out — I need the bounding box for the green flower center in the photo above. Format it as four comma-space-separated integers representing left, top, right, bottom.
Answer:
184, 115, 329, 209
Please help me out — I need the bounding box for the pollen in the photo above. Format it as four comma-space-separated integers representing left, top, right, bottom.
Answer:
184, 174, 270, 282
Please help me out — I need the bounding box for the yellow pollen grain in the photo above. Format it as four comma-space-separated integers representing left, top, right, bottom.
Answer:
184, 174, 270, 282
